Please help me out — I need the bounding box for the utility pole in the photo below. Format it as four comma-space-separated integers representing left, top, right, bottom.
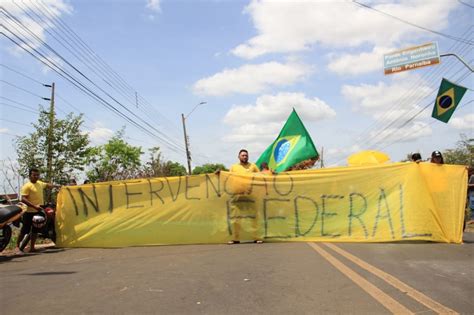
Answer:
181, 102, 207, 175
181, 113, 192, 175
45, 82, 55, 201
320, 146, 324, 168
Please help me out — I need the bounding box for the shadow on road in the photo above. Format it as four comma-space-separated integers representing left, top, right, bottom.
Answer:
22, 271, 76, 276
0, 246, 66, 264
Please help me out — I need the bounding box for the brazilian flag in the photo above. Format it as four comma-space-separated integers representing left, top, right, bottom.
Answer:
256, 109, 318, 173
432, 78, 467, 123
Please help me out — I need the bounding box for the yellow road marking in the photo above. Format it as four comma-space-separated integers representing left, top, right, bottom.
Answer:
307, 242, 413, 315
324, 243, 458, 315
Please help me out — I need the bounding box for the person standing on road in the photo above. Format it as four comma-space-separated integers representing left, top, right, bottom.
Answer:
16, 168, 60, 253
228, 149, 262, 245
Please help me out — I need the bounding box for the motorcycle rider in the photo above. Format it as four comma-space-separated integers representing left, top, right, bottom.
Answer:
15, 168, 60, 253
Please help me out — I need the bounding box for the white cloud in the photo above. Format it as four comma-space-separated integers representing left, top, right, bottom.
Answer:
39, 54, 65, 74
341, 75, 433, 118
146, 0, 162, 12
224, 92, 336, 125
326, 144, 362, 166
368, 121, 432, 143
193, 62, 311, 96
87, 126, 114, 145
232, 0, 457, 59
327, 145, 361, 157
0, 128, 9, 134
328, 46, 394, 76
223, 122, 281, 143
2, 0, 72, 54
223, 92, 336, 150
449, 114, 474, 130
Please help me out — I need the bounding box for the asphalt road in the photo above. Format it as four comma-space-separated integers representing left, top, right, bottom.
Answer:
1, 233, 473, 314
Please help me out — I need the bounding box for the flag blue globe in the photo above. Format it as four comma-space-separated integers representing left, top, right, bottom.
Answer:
274, 139, 291, 163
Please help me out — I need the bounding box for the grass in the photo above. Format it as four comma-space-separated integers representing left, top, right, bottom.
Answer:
6, 228, 19, 250
5, 227, 52, 251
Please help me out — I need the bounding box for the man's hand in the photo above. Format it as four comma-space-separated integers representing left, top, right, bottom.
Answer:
47, 183, 61, 189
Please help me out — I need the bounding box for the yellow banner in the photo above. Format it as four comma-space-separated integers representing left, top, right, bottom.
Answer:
55, 163, 467, 247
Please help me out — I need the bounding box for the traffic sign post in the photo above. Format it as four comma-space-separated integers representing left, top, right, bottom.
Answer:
384, 42, 440, 75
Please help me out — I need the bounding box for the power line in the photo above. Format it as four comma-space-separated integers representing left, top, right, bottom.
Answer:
0, 64, 45, 85
352, 0, 474, 45
0, 96, 38, 110
31, 0, 188, 154
379, 100, 474, 151
1, 7, 185, 155
1, 12, 186, 156
31, 0, 211, 163
336, 27, 474, 161
0, 102, 38, 114
458, 0, 474, 9
332, 63, 472, 165
370, 70, 473, 150
0, 118, 33, 128
1, 63, 98, 122
2, 8, 177, 149
0, 60, 181, 156
0, 79, 49, 99
2, 4, 208, 163
350, 26, 473, 146
0, 132, 23, 137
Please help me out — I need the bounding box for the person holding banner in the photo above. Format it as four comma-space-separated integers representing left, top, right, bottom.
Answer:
228, 149, 263, 245
411, 153, 422, 163
431, 151, 444, 164
259, 162, 273, 175
230, 149, 259, 173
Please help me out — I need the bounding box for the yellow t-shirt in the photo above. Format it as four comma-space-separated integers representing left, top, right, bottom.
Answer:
230, 163, 260, 173
21, 180, 47, 212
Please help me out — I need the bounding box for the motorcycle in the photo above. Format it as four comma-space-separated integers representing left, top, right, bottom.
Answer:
19, 203, 56, 252
0, 201, 26, 252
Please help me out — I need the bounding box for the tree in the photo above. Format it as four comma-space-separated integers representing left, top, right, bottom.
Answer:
141, 147, 186, 177
86, 129, 143, 182
161, 161, 187, 177
15, 109, 90, 184
192, 163, 228, 175
444, 134, 473, 168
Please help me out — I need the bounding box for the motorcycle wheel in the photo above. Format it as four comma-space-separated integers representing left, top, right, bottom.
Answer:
0, 225, 12, 252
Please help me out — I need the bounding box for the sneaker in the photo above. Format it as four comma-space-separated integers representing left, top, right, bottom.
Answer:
254, 240, 263, 244
227, 240, 240, 245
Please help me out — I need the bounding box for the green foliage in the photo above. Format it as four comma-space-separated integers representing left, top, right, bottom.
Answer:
192, 163, 228, 175
162, 161, 187, 177
142, 147, 186, 177
86, 129, 143, 182
15, 108, 90, 184
443, 134, 473, 168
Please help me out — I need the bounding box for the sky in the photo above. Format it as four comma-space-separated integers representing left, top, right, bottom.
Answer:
1, 0, 473, 182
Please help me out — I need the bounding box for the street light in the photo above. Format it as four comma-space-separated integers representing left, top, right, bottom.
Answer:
182, 102, 207, 175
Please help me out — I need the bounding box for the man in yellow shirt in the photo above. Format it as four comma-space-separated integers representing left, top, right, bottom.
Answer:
228, 149, 262, 244
230, 149, 260, 173
16, 168, 59, 252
